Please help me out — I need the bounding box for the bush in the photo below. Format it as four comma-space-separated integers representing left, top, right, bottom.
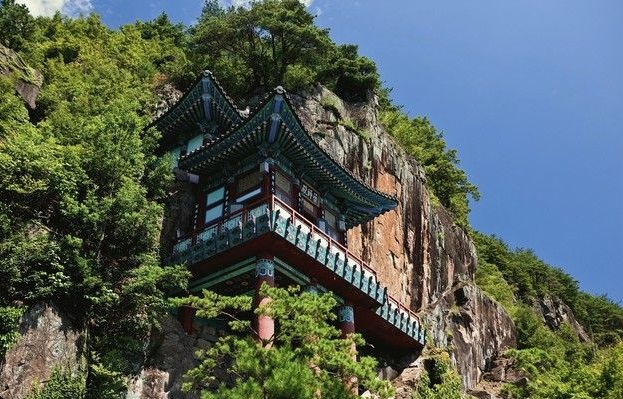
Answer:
283, 64, 315, 92
26, 368, 86, 399
0, 305, 22, 356
412, 351, 465, 399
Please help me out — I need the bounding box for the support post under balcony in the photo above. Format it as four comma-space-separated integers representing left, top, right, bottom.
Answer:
337, 304, 358, 394
179, 305, 196, 335
254, 257, 275, 347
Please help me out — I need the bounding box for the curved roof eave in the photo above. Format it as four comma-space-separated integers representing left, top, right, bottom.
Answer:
147, 70, 244, 146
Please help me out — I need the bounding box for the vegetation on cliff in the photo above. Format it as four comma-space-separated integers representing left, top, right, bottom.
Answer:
475, 232, 623, 398
0, 8, 189, 396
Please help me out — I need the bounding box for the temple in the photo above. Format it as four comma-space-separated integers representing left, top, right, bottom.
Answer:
153, 70, 425, 353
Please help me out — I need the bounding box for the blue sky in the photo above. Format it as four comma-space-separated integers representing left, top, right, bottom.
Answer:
18, 1, 622, 303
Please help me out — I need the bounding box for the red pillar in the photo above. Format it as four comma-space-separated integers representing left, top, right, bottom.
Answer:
254, 258, 275, 347
338, 304, 358, 394
179, 305, 196, 334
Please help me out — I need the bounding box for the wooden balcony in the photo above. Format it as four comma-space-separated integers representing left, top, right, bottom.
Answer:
167, 195, 426, 349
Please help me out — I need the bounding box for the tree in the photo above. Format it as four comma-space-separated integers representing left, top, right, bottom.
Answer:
318, 44, 380, 102
0, 14, 190, 397
0, 0, 35, 51
189, 0, 378, 101
172, 286, 394, 399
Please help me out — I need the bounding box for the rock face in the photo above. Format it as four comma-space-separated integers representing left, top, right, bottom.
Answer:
290, 86, 517, 389
126, 316, 198, 399
423, 285, 516, 389
0, 43, 43, 109
534, 296, 590, 342
126, 315, 230, 399
0, 303, 81, 399
152, 81, 184, 120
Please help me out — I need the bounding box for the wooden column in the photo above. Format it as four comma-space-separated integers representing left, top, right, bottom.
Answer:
338, 304, 358, 394
254, 257, 275, 347
179, 305, 196, 335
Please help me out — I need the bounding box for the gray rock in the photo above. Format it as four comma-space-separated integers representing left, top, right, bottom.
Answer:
534, 296, 590, 341
0, 43, 43, 109
126, 316, 199, 399
0, 303, 82, 399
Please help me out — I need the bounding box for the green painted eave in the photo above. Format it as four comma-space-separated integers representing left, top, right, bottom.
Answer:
149, 70, 244, 152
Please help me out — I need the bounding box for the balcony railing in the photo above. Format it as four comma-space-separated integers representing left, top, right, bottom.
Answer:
169, 194, 425, 346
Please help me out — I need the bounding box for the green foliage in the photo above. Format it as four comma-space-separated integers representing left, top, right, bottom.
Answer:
573, 292, 623, 347
503, 337, 623, 399
190, 0, 379, 101
0, 12, 189, 398
0, 305, 22, 357
172, 286, 394, 399
379, 109, 479, 227
134, 13, 194, 86
0, 77, 31, 136
412, 351, 465, 399
475, 260, 517, 315
283, 63, 315, 92
26, 368, 86, 399
473, 231, 623, 346
318, 44, 380, 102
0, 0, 35, 51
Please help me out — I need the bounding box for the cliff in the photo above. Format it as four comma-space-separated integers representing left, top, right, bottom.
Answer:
289, 86, 516, 392
0, 304, 82, 399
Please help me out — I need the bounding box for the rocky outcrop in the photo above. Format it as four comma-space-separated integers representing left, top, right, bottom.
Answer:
468, 355, 528, 399
152, 80, 184, 120
0, 43, 43, 109
533, 296, 589, 342
0, 303, 81, 399
126, 315, 230, 399
424, 284, 516, 389
126, 316, 197, 399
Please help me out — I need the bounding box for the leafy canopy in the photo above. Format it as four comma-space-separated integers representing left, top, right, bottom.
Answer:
0, 13, 190, 397
0, 0, 35, 51
189, 0, 380, 102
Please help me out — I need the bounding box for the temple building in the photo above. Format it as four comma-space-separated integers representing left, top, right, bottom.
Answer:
153, 70, 425, 353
